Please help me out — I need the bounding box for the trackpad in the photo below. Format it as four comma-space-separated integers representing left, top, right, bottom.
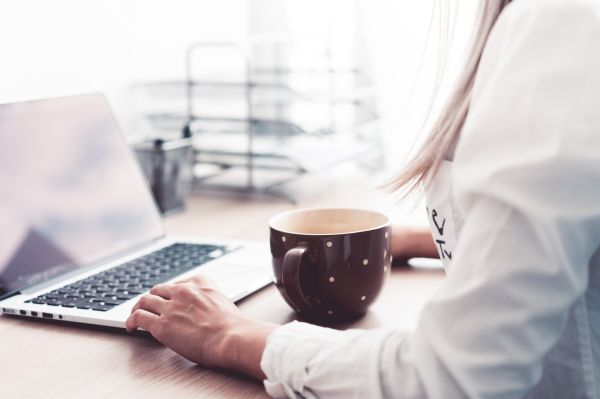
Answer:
203, 244, 272, 297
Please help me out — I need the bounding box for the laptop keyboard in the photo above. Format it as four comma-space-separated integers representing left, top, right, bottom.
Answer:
25, 243, 228, 312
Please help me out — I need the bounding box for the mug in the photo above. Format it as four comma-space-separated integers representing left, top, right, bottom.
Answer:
269, 208, 391, 321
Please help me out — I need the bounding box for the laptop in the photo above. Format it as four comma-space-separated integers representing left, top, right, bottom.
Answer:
0, 93, 273, 328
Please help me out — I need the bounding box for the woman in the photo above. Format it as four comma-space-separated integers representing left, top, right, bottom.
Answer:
126, 0, 600, 397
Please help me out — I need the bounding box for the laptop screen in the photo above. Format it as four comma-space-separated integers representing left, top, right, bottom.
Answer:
0, 94, 164, 296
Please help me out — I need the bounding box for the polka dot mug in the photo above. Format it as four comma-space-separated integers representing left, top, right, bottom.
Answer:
269, 208, 392, 322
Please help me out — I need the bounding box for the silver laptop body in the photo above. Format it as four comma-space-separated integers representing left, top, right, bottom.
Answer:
0, 94, 272, 328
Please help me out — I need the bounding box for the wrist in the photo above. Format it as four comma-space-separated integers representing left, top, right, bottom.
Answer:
220, 317, 279, 380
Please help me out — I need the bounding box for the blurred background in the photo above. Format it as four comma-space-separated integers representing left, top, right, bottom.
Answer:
0, 0, 478, 210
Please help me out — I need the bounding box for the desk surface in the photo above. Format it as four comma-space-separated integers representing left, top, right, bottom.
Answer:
0, 166, 443, 398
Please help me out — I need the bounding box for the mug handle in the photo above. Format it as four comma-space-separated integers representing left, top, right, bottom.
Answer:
282, 244, 313, 313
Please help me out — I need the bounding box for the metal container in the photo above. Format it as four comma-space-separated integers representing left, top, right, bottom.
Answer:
133, 138, 192, 215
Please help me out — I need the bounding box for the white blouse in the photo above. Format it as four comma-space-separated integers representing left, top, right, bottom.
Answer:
260, 0, 600, 398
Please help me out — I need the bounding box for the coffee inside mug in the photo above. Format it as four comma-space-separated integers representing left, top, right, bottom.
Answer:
269, 208, 389, 235
270, 208, 391, 321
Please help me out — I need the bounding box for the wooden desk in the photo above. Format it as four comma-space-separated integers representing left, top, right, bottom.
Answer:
0, 166, 443, 398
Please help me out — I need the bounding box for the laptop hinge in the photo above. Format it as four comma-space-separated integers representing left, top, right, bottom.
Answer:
0, 290, 21, 301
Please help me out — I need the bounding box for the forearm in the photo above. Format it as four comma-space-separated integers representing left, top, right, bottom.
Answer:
391, 225, 438, 259
221, 318, 279, 380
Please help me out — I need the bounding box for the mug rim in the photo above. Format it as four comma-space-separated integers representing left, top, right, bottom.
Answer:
269, 207, 390, 236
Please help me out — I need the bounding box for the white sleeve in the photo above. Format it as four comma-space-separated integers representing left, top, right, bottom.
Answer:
260, 1, 600, 398
261, 322, 423, 399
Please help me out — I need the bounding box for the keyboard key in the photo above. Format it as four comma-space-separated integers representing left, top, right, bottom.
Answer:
24, 243, 227, 312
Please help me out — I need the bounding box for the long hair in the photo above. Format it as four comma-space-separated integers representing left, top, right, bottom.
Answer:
389, 0, 512, 195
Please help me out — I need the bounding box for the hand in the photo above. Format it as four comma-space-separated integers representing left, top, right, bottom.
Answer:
126, 275, 277, 379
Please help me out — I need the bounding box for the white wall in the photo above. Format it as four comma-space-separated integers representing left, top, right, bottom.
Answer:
0, 0, 247, 137
1, 1, 477, 170
249, 0, 479, 172
360, 0, 478, 172
0, 1, 131, 119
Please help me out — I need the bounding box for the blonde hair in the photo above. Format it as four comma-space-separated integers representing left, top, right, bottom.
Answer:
390, 0, 512, 195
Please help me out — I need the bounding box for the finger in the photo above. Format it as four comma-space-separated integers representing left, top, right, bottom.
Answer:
173, 273, 215, 286
172, 275, 192, 284
149, 283, 175, 299
125, 309, 161, 333
184, 273, 219, 290
172, 277, 194, 284
130, 294, 167, 316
